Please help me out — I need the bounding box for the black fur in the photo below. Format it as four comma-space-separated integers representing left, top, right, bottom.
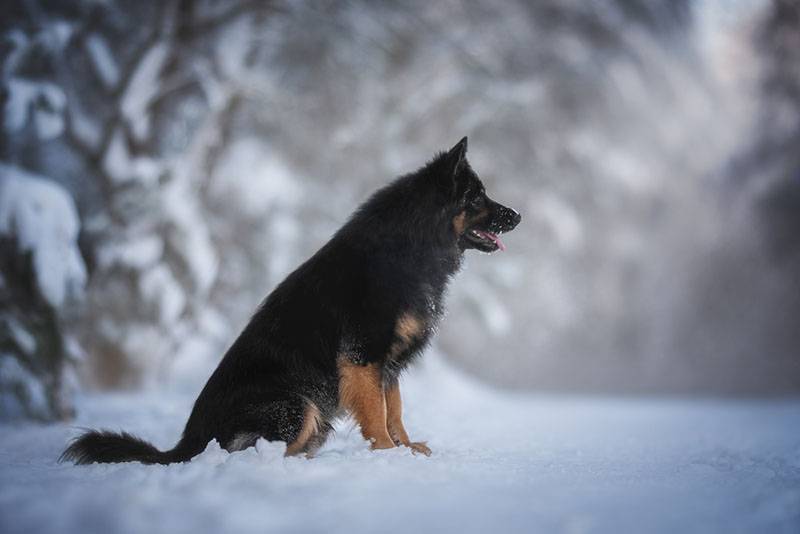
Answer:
61, 137, 521, 465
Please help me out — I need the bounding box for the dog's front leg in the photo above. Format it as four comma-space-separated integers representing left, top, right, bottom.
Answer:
385, 381, 432, 456
338, 361, 395, 450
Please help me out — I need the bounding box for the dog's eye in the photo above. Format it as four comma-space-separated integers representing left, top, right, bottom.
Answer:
468, 196, 483, 209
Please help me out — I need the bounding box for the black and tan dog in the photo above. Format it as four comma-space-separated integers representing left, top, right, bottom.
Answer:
61, 137, 521, 464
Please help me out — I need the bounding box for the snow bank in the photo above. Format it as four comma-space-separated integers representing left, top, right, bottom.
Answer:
0, 164, 86, 307
0, 354, 798, 534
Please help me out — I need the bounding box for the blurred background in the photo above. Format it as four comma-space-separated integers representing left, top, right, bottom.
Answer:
1, 0, 798, 422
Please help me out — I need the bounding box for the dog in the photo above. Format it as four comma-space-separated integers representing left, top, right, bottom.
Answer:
61, 137, 521, 464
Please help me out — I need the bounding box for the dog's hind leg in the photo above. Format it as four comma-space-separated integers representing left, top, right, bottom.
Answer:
284, 400, 331, 458
385, 381, 431, 456
226, 432, 260, 452
338, 360, 395, 450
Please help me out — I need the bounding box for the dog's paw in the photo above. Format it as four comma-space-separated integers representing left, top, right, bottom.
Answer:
407, 441, 432, 456
369, 437, 396, 450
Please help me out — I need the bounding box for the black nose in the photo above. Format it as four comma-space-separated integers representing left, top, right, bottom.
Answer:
501, 207, 521, 230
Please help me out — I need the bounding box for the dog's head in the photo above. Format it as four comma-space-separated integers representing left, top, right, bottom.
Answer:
437, 137, 521, 253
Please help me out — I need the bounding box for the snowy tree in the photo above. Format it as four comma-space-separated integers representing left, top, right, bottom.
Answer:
0, 0, 273, 407
60, 1, 286, 388
0, 10, 88, 419
0, 165, 85, 420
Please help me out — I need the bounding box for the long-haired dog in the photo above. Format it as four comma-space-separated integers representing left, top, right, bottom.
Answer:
61, 137, 521, 463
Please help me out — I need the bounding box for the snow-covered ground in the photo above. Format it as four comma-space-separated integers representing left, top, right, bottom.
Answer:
1, 355, 798, 534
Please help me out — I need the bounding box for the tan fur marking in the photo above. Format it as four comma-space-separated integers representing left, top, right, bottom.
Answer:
388, 312, 425, 360
385, 382, 432, 456
338, 359, 395, 449
395, 313, 423, 343
284, 401, 322, 457
452, 211, 467, 235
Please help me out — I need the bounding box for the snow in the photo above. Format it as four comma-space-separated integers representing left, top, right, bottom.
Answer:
139, 265, 186, 324
67, 103, 103, 151
63, 336, 86, 363
0, 164, 86, 307
211, 138, 301, 216
214, 14, 254, 80
5, 317, 36, 355
120, 42, 169, 142
85, 34, 120, 90
102, 127, 162, 185
3, 79, 66, 140
2, 30, 28, 75
97, 235, 164, 270
0, 355, 49, 420
38, 21, 73, 52
160, 179, 219, 296
3, 80, 31, 132
1, 355, 798, 534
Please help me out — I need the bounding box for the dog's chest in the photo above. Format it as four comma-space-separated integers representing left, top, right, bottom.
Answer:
387, 283, 443, 366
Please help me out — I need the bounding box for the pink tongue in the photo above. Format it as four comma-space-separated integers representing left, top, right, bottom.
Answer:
475, 230, 506, 251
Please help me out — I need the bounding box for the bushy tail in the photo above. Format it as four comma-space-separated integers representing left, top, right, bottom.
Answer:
59, 430, 196, 465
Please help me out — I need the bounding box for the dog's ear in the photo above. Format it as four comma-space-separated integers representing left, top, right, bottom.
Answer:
445, 136, 468, 177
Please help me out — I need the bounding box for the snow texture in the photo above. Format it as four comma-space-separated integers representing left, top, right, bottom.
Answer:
139, 265, 186, 324
160, 178, 219, 296
5, 317, 36, 355
120, 42, 169, 143
0, 355, 49, 420
211, 138, 301, 216
0, 164, 86, 307
102, 127, 162, 185
85, 34, 120, 90
3, 79, 66, 140
97, 235, 164, 271
0, 355, 798, 534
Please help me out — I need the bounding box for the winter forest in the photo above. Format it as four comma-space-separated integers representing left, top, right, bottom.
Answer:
1, 1, 799, 533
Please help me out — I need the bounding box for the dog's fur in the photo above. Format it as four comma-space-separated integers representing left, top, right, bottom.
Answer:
61, 137, 521, 464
